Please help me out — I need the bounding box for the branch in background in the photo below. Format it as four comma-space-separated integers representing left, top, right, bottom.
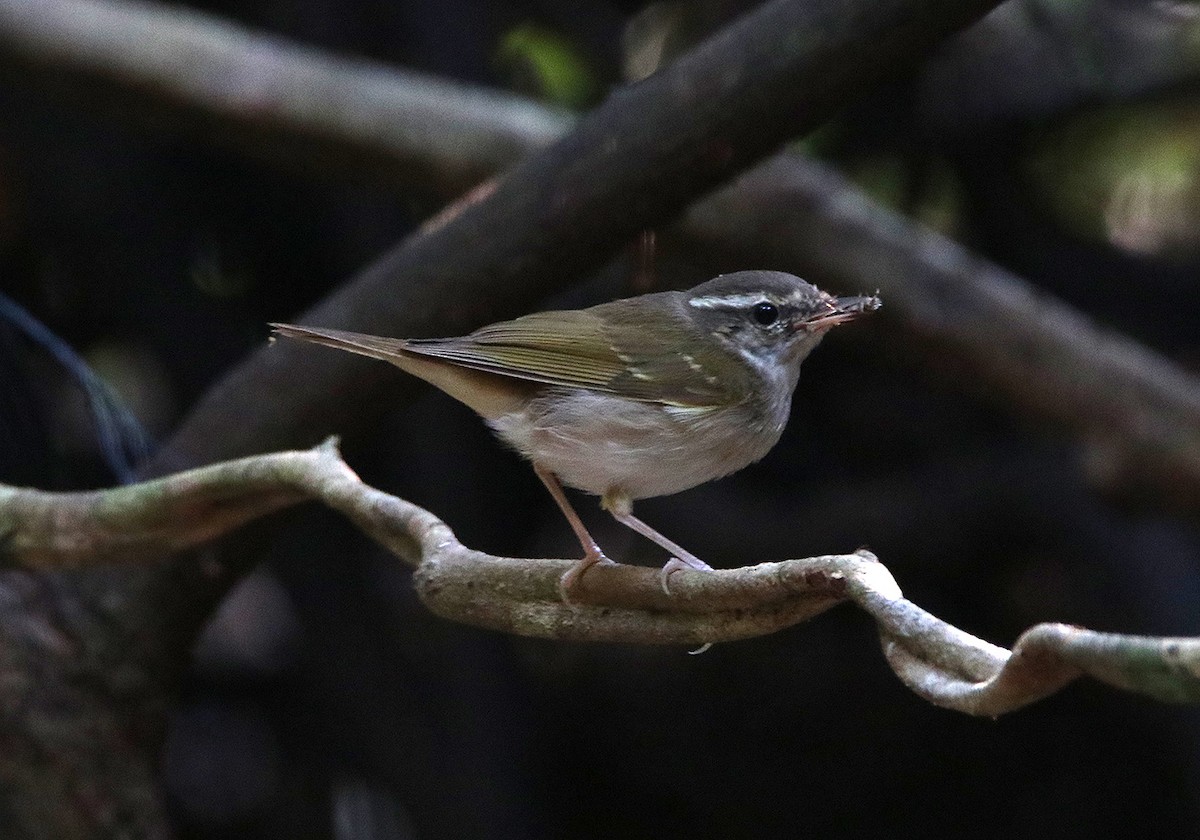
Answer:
682, 155, 1200, 514
5, 0, 1198, 516
139, 0, 1004, 474
4, 439, 1198, 715
0, 0, 572, 200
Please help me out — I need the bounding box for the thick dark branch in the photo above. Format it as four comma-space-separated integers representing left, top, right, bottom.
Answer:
145, 0, 1004, 475
0, 0, 570, 198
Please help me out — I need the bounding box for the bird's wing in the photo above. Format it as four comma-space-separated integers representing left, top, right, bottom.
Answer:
402, 309, 736, 407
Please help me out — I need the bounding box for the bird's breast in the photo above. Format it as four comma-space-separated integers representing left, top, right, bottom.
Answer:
487, 388, 790, 500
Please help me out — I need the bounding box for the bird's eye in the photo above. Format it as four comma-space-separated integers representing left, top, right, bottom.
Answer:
752, 301, 779, 326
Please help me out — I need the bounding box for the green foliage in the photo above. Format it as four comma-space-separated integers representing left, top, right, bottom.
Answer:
496, 24, 599, 110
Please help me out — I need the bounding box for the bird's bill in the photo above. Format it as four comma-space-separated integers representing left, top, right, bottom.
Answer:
800, 293, 882, 331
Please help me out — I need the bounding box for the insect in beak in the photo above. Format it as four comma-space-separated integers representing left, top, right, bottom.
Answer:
798, 293, 881, 332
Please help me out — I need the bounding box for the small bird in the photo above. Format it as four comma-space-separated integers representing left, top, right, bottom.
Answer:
272, 271, 878, 597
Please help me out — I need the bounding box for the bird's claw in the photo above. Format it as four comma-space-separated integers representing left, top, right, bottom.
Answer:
558, 552, 616, 602
658, 555, 715, 595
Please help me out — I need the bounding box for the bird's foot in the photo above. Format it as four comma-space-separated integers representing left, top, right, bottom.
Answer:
558, 551, 616, 602
659, 554, 714, 596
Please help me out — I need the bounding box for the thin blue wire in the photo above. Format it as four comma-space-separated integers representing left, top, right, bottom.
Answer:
0, 291, 155, 483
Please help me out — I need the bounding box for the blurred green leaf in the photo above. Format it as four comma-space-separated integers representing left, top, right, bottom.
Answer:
496, 23, 598, 111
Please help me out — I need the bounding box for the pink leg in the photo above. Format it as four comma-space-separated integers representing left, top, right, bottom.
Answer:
533, 463, 613, 599
608, 510, 713, 594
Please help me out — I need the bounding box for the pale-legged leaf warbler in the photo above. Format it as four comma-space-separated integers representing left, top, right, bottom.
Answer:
272, 271, 879, 598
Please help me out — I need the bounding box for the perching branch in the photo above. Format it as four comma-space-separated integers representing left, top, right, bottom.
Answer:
2, 0, 1195, 715
94, 0, 1009, 675
0, 3, 1021, 830
3, 439, 1197, 716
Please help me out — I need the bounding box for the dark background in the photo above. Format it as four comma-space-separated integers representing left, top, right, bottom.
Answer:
3, 0, 1200, 837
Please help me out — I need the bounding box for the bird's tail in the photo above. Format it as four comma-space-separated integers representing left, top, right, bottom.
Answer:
269, 323, 411, 364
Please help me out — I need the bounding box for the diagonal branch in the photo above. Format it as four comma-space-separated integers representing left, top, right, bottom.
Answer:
3, 439, 1196, 715
137, 0, 1006, 474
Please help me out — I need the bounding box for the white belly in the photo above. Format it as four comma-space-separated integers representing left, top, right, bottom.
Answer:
487, 389, 787, 501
